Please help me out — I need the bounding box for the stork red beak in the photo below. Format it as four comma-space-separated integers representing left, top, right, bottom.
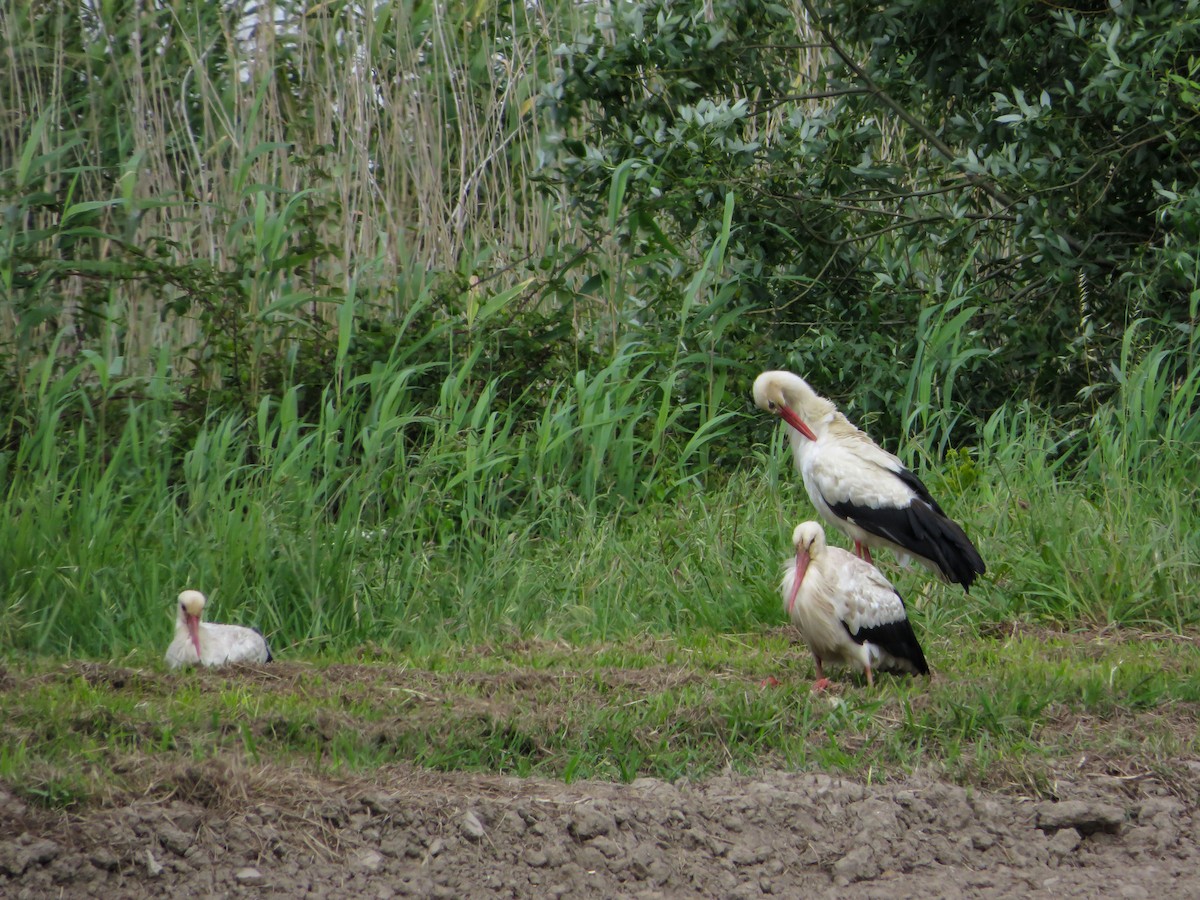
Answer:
787, 549, 810, 614
186, 614, 202, 660
777, 404, 817, 442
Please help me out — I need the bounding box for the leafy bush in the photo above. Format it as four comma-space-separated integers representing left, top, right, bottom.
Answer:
542, 0, 1200, 443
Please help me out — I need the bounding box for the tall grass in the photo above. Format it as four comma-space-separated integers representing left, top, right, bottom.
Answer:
900, 261, 991, 456
0, 0, 581, 368
2, 319, 1197, 661
1, 0, 1195, 658
0, 332, 752, 657
958, 327, 1200, 630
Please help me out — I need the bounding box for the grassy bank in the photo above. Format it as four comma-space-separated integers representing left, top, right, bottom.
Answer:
2, 330, 1198, 660
2, 627, 1197, 810
1, 333, 1197, 806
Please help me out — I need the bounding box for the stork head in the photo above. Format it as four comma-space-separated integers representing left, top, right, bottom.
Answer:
791, 521, 827, 560
785, 521, 826, 614
177, 590, 206, 659
752, 370, 832, 441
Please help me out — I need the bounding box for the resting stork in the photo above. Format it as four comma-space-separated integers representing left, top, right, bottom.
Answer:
753, 370, 985, 591
782, 521, 929, 690
165, 590, 272, 669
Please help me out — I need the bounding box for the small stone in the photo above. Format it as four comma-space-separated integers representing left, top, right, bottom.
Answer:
144, 849, 163, 877
568, 804, 615, 841
26, 839, 60, 866
1049, 828, 1082, 855
157, 824, 191, 857
971, 829, 996, 850
524, 849, 549, 868
354, 849, 385, 872
362, 792, 396, 815
499, 810, 527, 834
89, 848, 119, 872
171, 809, 201, 833
590, 837, 623, 859
427, 838, 445, 857
833, 845, 878, 884
1035, 800, 1125, 835
729, 845, 768, 866
235, 866, 264, 885
0, 840, 30, 877
460, 810, 486, 842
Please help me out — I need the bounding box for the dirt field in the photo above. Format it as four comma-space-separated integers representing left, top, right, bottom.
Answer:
2, 661, 1199, 899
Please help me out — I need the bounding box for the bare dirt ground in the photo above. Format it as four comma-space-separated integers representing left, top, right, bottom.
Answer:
3, 661, 1199, 899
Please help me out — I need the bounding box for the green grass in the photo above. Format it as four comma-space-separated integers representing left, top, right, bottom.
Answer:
2, 627, 1197, 808
1, 329, 1198, 658
4, 0, 1197, 822
1, 298, 1196, 808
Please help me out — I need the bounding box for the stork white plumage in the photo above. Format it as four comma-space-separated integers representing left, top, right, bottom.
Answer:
782, 521, 929, 689
753, 370, 986, 591
164, 590, 272, 669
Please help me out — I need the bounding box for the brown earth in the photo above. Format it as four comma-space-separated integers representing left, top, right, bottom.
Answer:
2, 659, 1199, 899
3, 760, 1199, 899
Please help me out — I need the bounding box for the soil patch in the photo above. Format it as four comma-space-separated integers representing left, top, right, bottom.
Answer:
4, 757, 1200, 897
3, 657, 1199, 898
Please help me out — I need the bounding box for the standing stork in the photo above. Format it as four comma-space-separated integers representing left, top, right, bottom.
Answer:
753, 370, 985, 591
782, 521, 929, 689
165, 590, 272, 669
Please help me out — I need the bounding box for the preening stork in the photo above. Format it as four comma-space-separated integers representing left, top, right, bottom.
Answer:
753, 370, 986, 591
165, 590, 272, 669
782, 521, 929, 689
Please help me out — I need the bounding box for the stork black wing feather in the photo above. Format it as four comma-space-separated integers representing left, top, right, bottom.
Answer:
827, 495, 986, 591
890, 465, 946, 516
843, 605, 930, 676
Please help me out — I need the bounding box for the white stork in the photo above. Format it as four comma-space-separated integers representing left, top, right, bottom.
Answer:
165, 590, 272, 669
782, 521, 929, 689
753, 370, 986, 591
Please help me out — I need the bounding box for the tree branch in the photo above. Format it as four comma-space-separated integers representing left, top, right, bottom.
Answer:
797, 0, 1104, 265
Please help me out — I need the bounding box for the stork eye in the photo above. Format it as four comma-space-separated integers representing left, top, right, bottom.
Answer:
767, 401, 776, 410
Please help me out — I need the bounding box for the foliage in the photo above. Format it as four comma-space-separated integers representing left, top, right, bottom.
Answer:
0, 0, 577, 426
0, 0, 1197, 672
542, 0, 893, 437
1, 330, 1197, 658
543, 0, 1200, 441
825, 0, 1200, 407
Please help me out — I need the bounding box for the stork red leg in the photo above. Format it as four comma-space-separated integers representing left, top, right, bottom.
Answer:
811, 655, 830, 692
854, 540, 874, 564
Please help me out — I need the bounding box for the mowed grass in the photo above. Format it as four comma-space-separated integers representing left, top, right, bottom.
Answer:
2, 625, 1198, 810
